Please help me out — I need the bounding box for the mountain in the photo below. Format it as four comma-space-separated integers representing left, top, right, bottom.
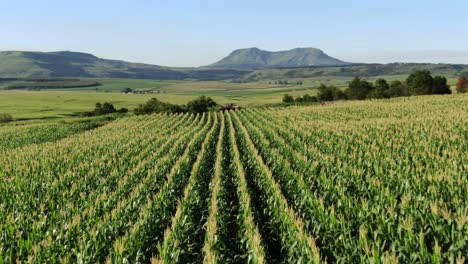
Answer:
205, 47, 349, 69
0, 51, 250, 80
1, 50, 466, 82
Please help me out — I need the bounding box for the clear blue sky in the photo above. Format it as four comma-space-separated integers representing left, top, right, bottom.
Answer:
1, 0, 467, 66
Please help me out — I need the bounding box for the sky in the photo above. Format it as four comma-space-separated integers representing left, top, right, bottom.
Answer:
1, 0, 468, 67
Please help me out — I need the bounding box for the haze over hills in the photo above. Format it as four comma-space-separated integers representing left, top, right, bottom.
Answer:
206, 47, 349, 69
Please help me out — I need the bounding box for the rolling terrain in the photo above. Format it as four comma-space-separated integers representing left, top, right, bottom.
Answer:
0, 51, 249, 81
1, 49, 467, 84
0, 48, 466, 121
2, 0, 467, 263
239, 63, 468, 82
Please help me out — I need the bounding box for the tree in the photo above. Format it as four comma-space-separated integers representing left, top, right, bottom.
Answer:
432, 76, 451, 94
187, 96, 218, 113
282, 94, 294, 103
456, 75, 468, 93
334, 88, 347, 100
134, 98, 185, 115
95, 102, 102, 112
94, 102, 116, 115
368, 78, 390, 99
91, 102, 127, 116
121, 88, 133, 94
318, 84, 346, 101
102, 102, 116, 113
317, 84, 334, 101
345, 77, 374, 100
385, 80, 408, 98
406, 70, 434, 95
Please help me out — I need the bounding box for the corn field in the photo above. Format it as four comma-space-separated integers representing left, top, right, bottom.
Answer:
0, 95, 467, 263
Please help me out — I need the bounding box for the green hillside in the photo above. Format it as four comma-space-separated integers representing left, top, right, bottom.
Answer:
206, 47, 349, 69
0, 51, 250, 81
240, 63, 468, 82
1, 50, 467, 84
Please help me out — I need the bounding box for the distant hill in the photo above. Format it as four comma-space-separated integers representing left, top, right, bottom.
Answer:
1, 50, 467, 83
0, 51, 250, 81
239, 63, 468, 82
205, 47, 349, 69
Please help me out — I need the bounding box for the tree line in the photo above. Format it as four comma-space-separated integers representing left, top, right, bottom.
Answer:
84, 96, 219, 118
283, 70, 461, 104
134, 96, 218, 115
84, 102, 129, 116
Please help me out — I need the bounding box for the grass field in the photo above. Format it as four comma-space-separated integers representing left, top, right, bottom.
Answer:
0, 81, 320, 119
0, 94, 466, 263
0, 78, 183, 92
0, 76, 459, 120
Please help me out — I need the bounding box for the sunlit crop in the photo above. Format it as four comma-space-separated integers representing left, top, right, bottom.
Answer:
0, 94, 467, 263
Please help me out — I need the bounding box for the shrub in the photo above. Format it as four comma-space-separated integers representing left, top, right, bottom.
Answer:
301, 94, 318, 102
294, 96, 303, 103
84, 102, 128, 116
0, 113, 13, 123
118, 108, 129, 113
282, 94, 318, 104
282, 94, 294, 103
134, 98, 185, 115
187, 96, 218, 113
95, 102, 116, 115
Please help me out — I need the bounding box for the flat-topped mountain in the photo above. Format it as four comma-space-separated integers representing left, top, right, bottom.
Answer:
205, 47, 349, 69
